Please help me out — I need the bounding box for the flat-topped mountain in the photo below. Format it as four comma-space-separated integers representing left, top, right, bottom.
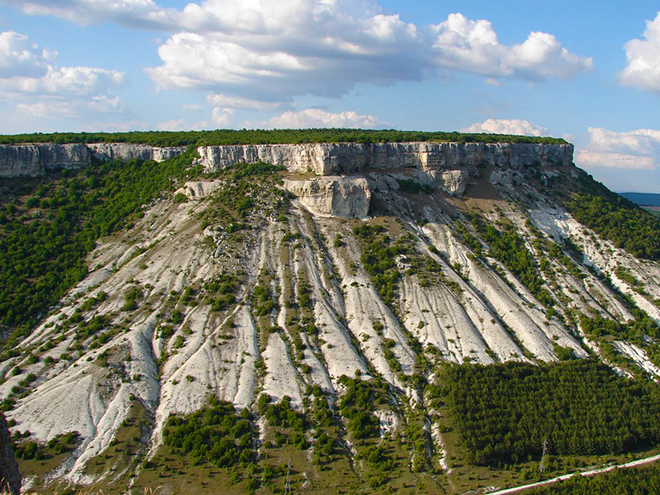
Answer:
1, 131, 660, 493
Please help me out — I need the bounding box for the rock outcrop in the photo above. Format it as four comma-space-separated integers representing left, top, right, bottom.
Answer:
0, 413, 20, 495
283, 177, 372, 219
174, 180, 223, 200
196, 142, 573, 175
438, 169, 470, 196
0, 143, 186, 177
87, 143, 186, 163
0, 141, 572, 179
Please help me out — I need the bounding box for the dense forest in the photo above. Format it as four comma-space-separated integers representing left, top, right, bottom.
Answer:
0, 150, 196, 343
0, 129, 566, 147
434, 360, 660, 466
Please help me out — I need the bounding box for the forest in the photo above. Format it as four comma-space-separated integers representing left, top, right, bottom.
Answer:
0, 149, 196, 344
0, 129, 566, 147
435, 360, 660, 466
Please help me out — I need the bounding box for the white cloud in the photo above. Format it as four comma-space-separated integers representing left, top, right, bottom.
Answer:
461, 118, 548, 137
13, 0, 175, 29
17, 100, 76, 117
431, 14, 593, 81
0, 30, 126, 122
254, 108, 384, 129
0, 30, 55, 77
212, 107, 235, 127
143, 5, 591, 109
6, 1, 593, 125
575, 127, 660, 170
207, 93, 288, 111
3, 66, 125, 95
88, 95, 124, 113
619, 12, 660, 93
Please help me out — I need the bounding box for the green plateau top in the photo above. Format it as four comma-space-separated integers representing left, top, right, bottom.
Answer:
0, 128, 567, 147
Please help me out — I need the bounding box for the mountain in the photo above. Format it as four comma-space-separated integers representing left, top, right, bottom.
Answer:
620, 192, 660, 206
2, 133, 660, 493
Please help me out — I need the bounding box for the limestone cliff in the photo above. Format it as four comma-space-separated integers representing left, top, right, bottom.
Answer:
0, 413, 20, 495
0, 143, 185, 177
0, 141, 573, 178
283, 176, 372, 219
195, 141, 573, 175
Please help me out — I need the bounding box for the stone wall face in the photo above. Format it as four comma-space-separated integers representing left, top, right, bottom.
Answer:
0, 141, 573, 178
195, 142, 574, 175
0, 143, 186, 177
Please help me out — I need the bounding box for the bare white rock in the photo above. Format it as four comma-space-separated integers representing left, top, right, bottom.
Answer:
283, 176, 372, 219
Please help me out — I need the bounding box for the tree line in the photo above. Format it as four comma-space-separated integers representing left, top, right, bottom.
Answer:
0, 129, 567, 147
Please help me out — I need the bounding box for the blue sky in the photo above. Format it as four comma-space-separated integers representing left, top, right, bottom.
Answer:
1, 1, 660, 192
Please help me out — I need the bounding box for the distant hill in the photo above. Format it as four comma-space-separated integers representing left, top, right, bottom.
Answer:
620, 192, 660, 206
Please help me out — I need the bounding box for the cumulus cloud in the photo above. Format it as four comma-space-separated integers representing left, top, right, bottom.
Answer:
9, 0, 592, 111
431, 14, 593, 81
461, 118, 548, 137
619, 12, 660, 93
0, 30, 126, 121
0, 31, 55, 78
88, 95, 124, 113
212, 107, 235, 127
145, 5, 592, 110
254, 108, 385, 129
144, 1, 425, 107
575, 127, 660, 170
2, 66, 125, 95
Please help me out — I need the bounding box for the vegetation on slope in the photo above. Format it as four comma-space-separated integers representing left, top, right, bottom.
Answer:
163, 396, 256, 467
353, 224, 412, 307
579, 312, 660, 371
0, 128, 567, 146
464, 213, 554, 307
0, 150, 196, 343
434, 360, 660, 466
567, 171, 660, 260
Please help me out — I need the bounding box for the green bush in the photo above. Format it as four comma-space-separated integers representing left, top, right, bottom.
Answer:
163, 396, 255, 467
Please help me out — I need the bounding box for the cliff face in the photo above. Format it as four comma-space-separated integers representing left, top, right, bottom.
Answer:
195, 141, 574, 175
0, 141, 573, 178
0, 413, 20, 495
283, 176, 372, 219
0, 143, 186, 177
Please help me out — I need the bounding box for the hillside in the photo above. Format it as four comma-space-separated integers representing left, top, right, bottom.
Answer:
1, 136, 660, 493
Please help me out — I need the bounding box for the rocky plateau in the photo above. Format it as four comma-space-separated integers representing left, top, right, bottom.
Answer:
1, 139, 659, 493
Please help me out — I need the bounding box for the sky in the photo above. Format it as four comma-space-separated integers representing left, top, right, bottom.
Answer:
1, 1, 660, 192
